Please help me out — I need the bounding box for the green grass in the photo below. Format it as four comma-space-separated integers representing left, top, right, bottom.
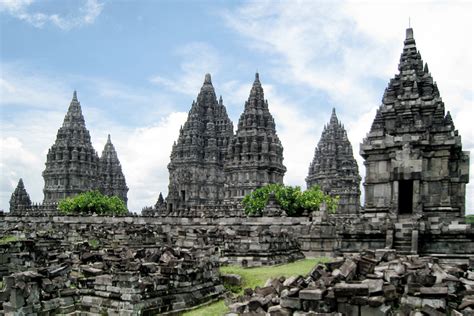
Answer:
182, 300, 228, 316
183, 258, 329, 316
0, 235, 22, 245
220, 258, 329, 294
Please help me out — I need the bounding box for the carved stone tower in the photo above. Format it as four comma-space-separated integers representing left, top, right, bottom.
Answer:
307, 109, 361, 213
99, 135, 128, 204
360, 28, 470, 217
167, 74, 234, 211
42, 91, 101, 204
9, 178, 32, 213
224, 73, 286, 200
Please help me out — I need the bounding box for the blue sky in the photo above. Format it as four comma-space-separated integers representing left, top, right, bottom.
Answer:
1, 0, 472, 213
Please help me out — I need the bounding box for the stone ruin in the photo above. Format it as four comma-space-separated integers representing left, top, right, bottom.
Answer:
227, 249, 474, 315
2, 26, 472, 315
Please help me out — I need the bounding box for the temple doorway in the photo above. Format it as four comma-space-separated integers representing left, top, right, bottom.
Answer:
398, 180, 413, 214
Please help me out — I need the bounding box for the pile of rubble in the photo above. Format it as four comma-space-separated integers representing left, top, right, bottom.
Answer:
0, 244, 224, 314
228, 249, 474, 315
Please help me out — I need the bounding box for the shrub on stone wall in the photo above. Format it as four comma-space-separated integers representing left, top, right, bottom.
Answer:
58, 191, 128, 216
242, 184, 338, 216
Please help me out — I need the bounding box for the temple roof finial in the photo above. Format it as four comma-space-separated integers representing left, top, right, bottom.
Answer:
107, 134, 111, 143
254, 72, 260, 84
204, 73, 212, 84
406, 27, 414, 41
72, 90, 78, 101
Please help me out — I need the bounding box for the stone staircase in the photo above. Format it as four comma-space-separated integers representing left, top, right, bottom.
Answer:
394, 217, 414, 254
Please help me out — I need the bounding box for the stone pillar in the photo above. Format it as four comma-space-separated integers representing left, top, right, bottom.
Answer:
413, 180, 421, 215
386, 229, 394, 249
411, 229, 419, 254
392, 180, 399, 216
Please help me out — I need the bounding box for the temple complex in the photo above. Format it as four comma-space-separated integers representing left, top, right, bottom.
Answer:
360, 28, 470, 218
306, 109, 361, 214
42, 92, 128, 204
99, 135, 128, 204
167, 74, 234, 211
224, 73, 286, 200
9, 178, 31, 214
1, 25, 472, 315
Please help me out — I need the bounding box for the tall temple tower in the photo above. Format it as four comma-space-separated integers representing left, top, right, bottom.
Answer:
224, 73, 286, 200
306, 109, 361, 213
167, 74, 234, 211
360, 28, 470, 217
43, 91, 101, 204
9, 178, 32, 213
99, 135, 128, 204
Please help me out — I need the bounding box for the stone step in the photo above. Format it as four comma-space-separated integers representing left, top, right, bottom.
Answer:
395, 232, 412, 238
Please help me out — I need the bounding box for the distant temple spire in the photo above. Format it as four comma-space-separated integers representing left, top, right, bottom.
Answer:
10, 178, 32, 213
224, 73, 286, 200
99, 134, 128, 204
307, 109, 360, 214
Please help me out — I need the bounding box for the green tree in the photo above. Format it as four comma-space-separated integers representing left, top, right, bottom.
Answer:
58, 191, 128, 216
242, 184, 339, 216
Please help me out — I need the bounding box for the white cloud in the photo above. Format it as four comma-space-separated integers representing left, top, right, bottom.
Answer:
150, 42, 222, 96
0, 0, 103, 30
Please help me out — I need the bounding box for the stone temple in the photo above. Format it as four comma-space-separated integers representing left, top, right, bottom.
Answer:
224, 73, 286, 200
9, 178, 32, 214
306, 109, 361, 214
167, 74, 234, 211
166, 73, 285, 212
42, 91, 128, 205
361, 28, 470, 218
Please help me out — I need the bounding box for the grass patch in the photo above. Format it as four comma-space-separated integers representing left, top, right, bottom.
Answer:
220, 258, 330, 295
0, 235, 22, 245
185, 258, 329, 316
182, 300, 228, 316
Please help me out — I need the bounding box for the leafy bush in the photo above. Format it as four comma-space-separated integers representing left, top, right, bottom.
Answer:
242, 184, 339, 216
466, 215, 474, 224
58, 191, 128, 216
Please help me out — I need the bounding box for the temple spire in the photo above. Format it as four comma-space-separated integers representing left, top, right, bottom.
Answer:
72, 90, 78, 102
99, 134, 128, 204
225, 72, 286, 200
10, 178, 32, 213
329, 108, 338, 125
307, 109, 360, 214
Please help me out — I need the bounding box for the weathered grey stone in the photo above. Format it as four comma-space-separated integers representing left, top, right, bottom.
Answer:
299, 288, 326, 301
280, 297, 301, 309
267, 305, 292, 316
222, 273, 242, 286
334, 283, 369, 297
